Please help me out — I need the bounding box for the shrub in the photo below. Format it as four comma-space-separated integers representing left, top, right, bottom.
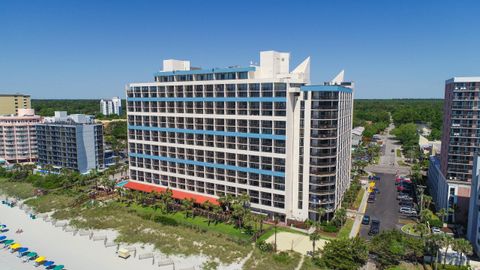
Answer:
322, 224, 339, 233
256, 240, 274, 252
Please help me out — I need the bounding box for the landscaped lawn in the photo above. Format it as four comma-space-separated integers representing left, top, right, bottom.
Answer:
396, 149, 402, 157
352, 188, 365, 210
125, 202, 252, 241
337, 218, 354, 239
0, 178, 36, 199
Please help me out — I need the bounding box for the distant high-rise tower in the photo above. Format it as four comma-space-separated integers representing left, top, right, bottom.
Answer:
429, 77, 480, 223
100, 97, 122, 116
124, 51, 354, 222
0, 93, 31, 115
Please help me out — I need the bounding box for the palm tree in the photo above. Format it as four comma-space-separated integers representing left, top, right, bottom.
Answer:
436, 208, 447, 224
317, 207, 326, 224
181, 198, 195, 218
309, 232, 321, 256
426, 233, 444, 270
202, 201, 213, 226
423, 195, 433, 210
441, 234, 454, 267
218, 194, 234, 212
273, 216, 279, 252
452, 238, 472, 267
335, 208, 347, 227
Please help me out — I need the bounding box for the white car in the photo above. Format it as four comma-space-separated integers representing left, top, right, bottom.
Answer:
399, 207, 417, 215
431, 227, 442, 234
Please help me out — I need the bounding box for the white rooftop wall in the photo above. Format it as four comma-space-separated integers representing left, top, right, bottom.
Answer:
163, 59, 191, 72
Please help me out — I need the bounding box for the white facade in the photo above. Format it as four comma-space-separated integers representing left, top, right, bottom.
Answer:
100, 97, 122, 116
126, 51, 353, 221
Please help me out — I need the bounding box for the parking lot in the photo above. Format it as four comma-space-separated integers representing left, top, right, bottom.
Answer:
359, 172, 413, 238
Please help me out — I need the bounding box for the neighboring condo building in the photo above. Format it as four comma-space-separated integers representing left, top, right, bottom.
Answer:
0, 109, 42, 163
467, 156, 480, 257
36, 111, 104, 174
428, 76, 480, 223
100, 97, 122, 116
125, 51, 354, 222
0, 93, 31, 115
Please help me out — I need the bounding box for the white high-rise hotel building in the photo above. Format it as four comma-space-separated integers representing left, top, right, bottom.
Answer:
126, 51, 353, 221
100, 97, 122, 116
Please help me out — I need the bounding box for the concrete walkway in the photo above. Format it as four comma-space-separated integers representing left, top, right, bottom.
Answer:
349, 184, 370, 238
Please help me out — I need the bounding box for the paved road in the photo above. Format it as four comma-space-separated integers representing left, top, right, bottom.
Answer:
359, 172, 402, 238
360, 123, 411, 238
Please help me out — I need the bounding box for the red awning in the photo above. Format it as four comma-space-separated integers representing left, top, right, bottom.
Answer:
124, 181, 219, 205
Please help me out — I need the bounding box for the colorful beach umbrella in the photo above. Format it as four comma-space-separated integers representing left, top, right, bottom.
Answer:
3, 240, 14, 245
26, 252, 37, 258
0, 236, 6, 240
10, 243, 21, 249
53, 265, 64, 270
35, 256, 46, 263
43, 261, 54, 267
17, 247, 28, 253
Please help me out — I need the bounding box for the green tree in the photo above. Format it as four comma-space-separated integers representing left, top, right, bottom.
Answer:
441, 235, 454, 267
322, 237, 368, 270
309, 232, 321, 256
452, 238, 472, 267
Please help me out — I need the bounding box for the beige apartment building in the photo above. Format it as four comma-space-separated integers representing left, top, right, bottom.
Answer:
0, 93, 31, 115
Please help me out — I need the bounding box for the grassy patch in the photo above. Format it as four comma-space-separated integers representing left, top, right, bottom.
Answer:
352, 188, 365, 210
300, 256, 324, 270
50, 202, 251, 264
387, 262, 427, 270
25, 193, 76, 213
243, 249, 302, 270
337, 218, 354, 239
0, 178, 36, 199
126, 203, 251, 241
398, 160, 408, 167
396, 149, 402, 157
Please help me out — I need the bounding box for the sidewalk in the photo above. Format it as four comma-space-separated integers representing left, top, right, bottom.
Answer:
349, 184, 370, 238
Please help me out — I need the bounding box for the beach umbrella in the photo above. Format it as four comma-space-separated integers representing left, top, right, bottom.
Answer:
53, 265, 64, 270
10, 243, 21, 249
26, 252, 38, 258
43, 261, 54, 267
35, 256, 46, 263
0, 236, 6, 240
17, 247, 28, 253
3, 239, 14, 245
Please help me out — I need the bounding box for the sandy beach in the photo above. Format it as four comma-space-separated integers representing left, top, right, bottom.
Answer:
0, 201, 204, 270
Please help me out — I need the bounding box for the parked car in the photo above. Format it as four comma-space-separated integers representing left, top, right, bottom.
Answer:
399, 201, 414, 208
368, 194, 376, 203
397, 194, 411, 200
362, 215, 371, 225
373, 187, 380, 194
399, 207, 417, 215
368, 220, 380, 235
431, 227, 442, 234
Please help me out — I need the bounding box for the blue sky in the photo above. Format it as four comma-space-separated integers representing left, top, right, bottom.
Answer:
0, 0, 479, 99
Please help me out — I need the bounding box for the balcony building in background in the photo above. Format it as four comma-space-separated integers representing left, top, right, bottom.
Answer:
0, 93, 31, 115
429, 77, 480, 224
0, 109, 42, 163
36, 111, 104, 174
100, 97, 122, 116
125, 51, 353, 222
